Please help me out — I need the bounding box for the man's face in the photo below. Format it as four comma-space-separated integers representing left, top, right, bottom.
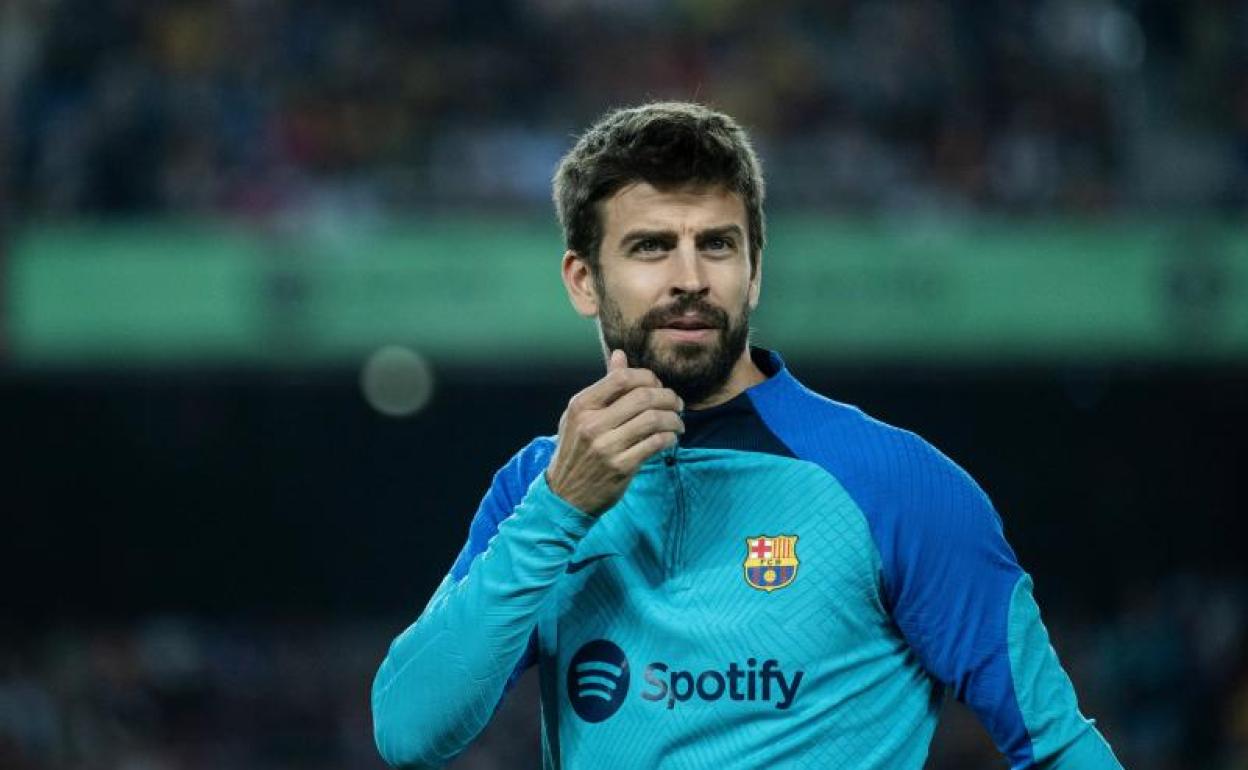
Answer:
585, 182, 760, 406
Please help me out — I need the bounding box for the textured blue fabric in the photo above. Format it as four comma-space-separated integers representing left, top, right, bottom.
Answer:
447, 436, 556, 695
1008, 576, 1124, 768
748, 351, 1034, 766
372, 469, 595, 768
450, 436, 557, 583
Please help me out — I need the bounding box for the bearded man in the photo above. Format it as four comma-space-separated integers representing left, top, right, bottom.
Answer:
371, 102, 1122, 770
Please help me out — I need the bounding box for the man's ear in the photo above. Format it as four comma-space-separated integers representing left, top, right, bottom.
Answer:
748, 249, 763, 310
561, 250, 599, 317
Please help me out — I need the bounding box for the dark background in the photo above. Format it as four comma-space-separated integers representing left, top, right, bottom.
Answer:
7, 364, 1246, 620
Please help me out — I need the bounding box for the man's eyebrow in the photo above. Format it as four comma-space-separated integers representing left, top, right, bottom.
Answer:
618, 229, 676, 249
697, 224, 744, 242
617, 224, 744, 249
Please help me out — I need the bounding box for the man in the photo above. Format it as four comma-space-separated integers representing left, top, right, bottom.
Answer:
371, 102, 1123, 769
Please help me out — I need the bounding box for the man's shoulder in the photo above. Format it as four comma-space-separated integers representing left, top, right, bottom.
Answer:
451, 435, 558, 581
755, 370, 1001, 571
751, 371, 927, 459
510, 434, 558, 476
490, 435, 557, 502
750, 370, 970, 496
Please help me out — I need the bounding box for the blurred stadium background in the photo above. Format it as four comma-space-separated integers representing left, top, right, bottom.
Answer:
2, 1, 1246, 768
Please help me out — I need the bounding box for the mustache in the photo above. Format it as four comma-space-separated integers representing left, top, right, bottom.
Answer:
641, 296, 729, 331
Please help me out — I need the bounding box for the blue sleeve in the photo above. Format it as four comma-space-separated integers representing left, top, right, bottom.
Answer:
867, 435, 1120, 768
445, 438, 556, 692
371, 437, 595, 769
749, 385, 1121, 769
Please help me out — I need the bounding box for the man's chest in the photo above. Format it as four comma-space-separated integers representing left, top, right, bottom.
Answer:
539, 449, 895, 696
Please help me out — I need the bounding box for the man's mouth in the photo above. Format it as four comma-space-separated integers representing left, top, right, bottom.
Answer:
654, 315, 720, 342
661, 317, 717, 331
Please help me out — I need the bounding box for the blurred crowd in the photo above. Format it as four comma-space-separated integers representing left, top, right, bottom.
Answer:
2, 0, 1247, 222
1, 574, 1245, 770
2, 3, 1246, 769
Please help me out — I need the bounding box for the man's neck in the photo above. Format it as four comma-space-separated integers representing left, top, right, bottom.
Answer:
687, 348, 768, 410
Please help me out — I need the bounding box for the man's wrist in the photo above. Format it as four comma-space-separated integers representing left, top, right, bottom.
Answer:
529, 471, 597, 536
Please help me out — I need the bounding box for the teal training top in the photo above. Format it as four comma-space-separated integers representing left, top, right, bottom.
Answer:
371, 348, 1122, 769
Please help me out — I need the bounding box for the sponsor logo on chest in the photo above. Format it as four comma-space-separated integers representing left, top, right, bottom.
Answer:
567, 639, 805, 722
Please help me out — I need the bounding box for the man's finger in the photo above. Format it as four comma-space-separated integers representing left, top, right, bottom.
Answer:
614, 430, 678, 471
607, 349, 627, 373
595, 387, 683, 430
596, 408, 685, 457
576, 367, 662, 410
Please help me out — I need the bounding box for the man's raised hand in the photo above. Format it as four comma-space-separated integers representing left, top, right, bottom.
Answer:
545, 349, 684, 515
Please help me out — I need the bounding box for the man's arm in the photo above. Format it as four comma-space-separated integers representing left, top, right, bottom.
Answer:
370, 352, 683, 768
880, 436, 1123, 769
1004, 575, 1122, 768
370, 445, 592, 769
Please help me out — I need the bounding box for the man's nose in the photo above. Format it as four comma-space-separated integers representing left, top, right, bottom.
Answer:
669, 244, 709, 296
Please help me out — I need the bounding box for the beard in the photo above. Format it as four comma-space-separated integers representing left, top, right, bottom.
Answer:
596, 283, 751, 407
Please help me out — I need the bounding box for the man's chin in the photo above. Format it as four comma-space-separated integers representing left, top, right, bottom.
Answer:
648, 336, 720, 365
652, 326, 720, 345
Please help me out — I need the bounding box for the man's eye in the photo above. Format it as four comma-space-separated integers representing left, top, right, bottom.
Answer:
634, 239, 665, 253
704, 237, 734, 252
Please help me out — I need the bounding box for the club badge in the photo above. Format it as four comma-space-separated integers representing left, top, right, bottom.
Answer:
743, 534, 799, 592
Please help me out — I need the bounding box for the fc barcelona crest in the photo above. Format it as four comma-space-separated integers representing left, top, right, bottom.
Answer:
743, 535, 799, 592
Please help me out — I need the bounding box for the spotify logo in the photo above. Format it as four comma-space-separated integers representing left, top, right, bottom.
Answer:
567, 639, 630, 723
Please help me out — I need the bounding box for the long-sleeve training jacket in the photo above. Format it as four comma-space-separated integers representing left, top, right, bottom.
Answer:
372, 348, 1123, 770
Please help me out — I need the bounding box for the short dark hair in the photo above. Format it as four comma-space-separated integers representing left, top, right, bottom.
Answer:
552, 102, 766, 272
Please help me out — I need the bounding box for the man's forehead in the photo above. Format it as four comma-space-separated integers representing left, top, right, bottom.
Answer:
601, 181, 746, 233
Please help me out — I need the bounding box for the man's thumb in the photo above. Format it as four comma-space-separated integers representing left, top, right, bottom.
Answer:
608, 349, 627, 372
